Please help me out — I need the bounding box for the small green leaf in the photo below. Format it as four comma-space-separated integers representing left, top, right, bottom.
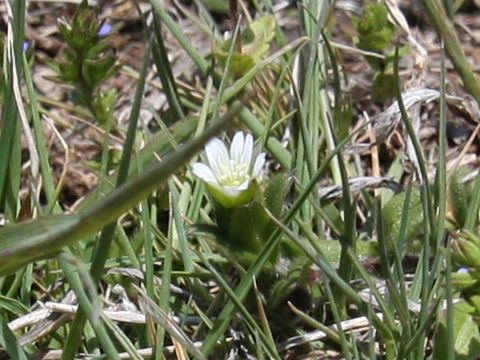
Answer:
85, 41, 110, 58
264, 173, 290, 218
333, 96, 353, 141
353, 3, 395, 53
199, 0, 228, 14
452, 271, 480, 290
82, 56, 117, 88
227, 201, 271, 253
449, 170, 470, 228
382, 187, 423, 246
372, 70, 397, 102
0, 295, 29, 316
451, 232, 480, 270
91, 89, 117, 124
433, 302, 480, 360
241, 15, 276, 61
214, 15, 276, 77
58, 61, 80, 82
0, 316, 29, 360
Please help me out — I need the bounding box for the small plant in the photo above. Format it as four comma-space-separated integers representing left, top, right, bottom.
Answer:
53, 0, 118, 124
452, 232, 480, 313
193, 131, 290, 262
353, 2, 408, 101
214, 15, 276, 78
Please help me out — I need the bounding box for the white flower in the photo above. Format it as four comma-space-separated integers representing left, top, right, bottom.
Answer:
192, 131, 266, 207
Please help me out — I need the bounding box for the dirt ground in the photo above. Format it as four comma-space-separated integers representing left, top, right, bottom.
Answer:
2, 0, 480, 209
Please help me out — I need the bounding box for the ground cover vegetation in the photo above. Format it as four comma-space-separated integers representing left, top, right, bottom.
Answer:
1, 0, 480, 358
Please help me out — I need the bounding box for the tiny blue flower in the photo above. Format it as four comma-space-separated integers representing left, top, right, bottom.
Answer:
457, 267, 470, 274
98, 23, 112, 37
22, 41, 30, 52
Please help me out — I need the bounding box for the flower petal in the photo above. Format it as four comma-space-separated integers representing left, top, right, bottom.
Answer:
241, 133, 253, 165
223, 186, 242, 196
205, 138, 229, 177
236, 179, 251, 191
251, 153, 266, 178
230, 131, 244, 163
192, 163, 218, 185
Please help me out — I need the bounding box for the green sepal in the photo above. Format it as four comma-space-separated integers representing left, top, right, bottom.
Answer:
91, 89, 117, 124
452, 232, 480, 270
469, 295, 480, 318
82, 55, 117, 88
452, 271, 479, 290
206, 183, 256, 208
58, 60, 81, 82
85, 41, 110, 58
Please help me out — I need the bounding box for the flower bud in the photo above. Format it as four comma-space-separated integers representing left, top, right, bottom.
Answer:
451, 231, 480, 270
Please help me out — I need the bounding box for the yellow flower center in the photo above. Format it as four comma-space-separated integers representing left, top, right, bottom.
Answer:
218, 160, 250, 188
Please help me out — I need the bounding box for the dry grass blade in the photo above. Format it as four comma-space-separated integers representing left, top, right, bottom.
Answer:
318, 176, 400, 200
280, 313, 384, 351
133, 284, 207, 360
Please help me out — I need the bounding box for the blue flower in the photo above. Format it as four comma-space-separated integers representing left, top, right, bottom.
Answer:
98, 23, 112, 37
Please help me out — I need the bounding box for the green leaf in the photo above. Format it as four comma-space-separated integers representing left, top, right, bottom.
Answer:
58, 61, 80, 82
451, 231, 480, 270
214, 15, 276, 77
0, 100, 243, 276
241, 15, 276, 62
353, 2, 395, 53
382, 187, 423, 246
264, 173, 290, 218
372, 70, 397, 102
91, 89, 117, 124
449, 170, 470, 228
0, 315, 29, 360
199, 0, 228, 14
333, 96, 354, 141
226, 201, 271, 253
84, 40, 110, 59
0, 215, 82, 276
433, 302, 480, 360
82, 55, 117, 88
0, 295, 29, 316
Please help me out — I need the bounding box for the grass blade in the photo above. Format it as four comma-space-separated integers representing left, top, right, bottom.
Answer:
0, 100, 244, 276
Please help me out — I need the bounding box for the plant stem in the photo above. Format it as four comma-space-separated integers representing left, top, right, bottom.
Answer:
423, 0, 480, 102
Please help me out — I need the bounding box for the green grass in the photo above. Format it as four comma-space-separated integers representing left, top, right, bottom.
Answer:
0, 0, 479, 359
